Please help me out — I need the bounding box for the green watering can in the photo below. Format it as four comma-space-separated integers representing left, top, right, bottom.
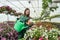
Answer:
14, 20, 25, 32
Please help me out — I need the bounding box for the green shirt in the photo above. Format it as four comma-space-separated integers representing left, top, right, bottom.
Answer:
19, 15, 29, 23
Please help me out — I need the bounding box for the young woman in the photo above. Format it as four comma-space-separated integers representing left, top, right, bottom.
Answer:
14, 8, 32, 39
19, 8, 31, 22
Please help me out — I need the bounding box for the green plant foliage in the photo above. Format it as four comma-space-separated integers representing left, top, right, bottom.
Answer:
39, 0, 59, 21
48, 14, 60, 19
42, 0, 48, 9
48, 0, 52, 3
24, 25, 60, 40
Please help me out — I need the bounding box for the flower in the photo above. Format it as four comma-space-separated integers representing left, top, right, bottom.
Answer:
6, 6, 11, 11
24, 25, 60, 40
1, 37, 6, 40
39, 37, 43, 40
0, 28, 4, 32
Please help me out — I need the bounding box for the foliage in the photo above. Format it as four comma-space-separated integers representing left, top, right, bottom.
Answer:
24, 25, 60, 40
0, 6, 16, 13
0, 25, 18, 40
48, 14, 60, 19
33, 0, 59, 21
24, 26, 45, 40
47, 30, 58, 40
42, 14, 60, 20
0, 6, 22, 16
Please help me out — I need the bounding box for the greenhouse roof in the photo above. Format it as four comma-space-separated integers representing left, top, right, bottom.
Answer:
0, 0, 60, 22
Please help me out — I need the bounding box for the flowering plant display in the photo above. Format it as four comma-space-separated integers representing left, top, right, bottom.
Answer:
0, 25, 18, 40
0, 6, 16, 13
0, 6, 22, 16
24, 24, 60, 40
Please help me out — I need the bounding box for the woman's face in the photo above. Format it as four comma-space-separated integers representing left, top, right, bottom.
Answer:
26, 10, 30, 15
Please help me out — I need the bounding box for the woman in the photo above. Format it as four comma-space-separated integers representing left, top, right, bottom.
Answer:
14, 8, 32, 39
19, 8, 31, 22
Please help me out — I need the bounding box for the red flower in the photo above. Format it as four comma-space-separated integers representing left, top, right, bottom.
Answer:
39, 37, 43, 40
6, 6, 11, 11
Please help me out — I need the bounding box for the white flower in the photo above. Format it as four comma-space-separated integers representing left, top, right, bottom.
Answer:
53, 36, 55, 37
45, 30, 48, 32
39, 25, 42, 29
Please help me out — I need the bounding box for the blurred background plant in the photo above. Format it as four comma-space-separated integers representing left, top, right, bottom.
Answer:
24, 24, 60, 40
33, 0, 60, 21
0, 24, 18, 40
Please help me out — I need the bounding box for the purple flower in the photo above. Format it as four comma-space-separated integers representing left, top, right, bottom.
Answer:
6, 33, 10, 37
1, 37, 6, 40
0, 28, 4, 32
10, 32, 13, 36
6, 6, 11, 11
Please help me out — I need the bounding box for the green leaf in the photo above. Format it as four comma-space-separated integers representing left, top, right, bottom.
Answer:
49, 14, 60, 19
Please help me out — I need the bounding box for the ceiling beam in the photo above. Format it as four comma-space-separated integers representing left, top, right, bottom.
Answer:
30, 1, 38, 17
6, 0, 23, 11
17, 0, 26, 8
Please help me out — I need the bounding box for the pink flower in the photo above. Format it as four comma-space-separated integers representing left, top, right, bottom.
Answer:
39, 37, 43, 40
1, 37, 6, 40
0, 28, 4, 32
6, 6, 11, 11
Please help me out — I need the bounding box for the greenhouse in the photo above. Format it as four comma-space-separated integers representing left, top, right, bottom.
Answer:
0, 0, 60, 40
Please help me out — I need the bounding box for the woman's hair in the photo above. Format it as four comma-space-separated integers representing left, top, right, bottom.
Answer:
24, 8, 30, 17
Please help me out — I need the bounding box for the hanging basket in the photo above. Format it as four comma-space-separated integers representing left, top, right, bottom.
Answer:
52, 0, 60, 3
